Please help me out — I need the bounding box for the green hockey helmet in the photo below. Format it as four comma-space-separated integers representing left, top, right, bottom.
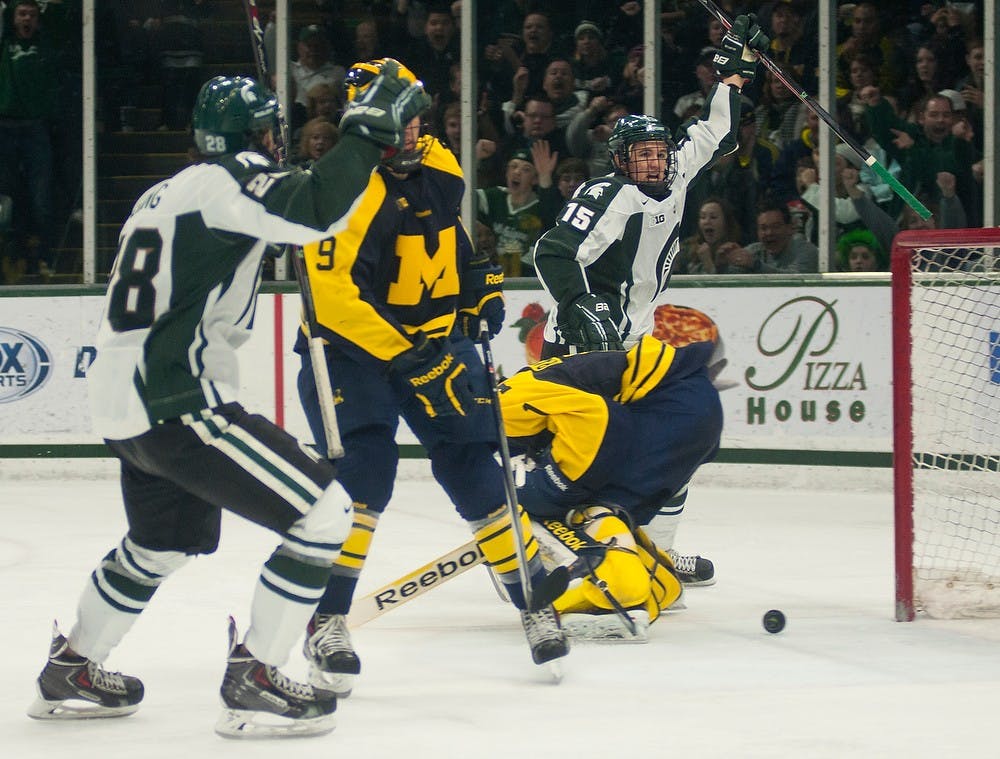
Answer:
607, 114, 678, 198
192, 76, 279, 155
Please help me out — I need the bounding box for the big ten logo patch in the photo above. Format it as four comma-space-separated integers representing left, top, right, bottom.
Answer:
0, 327, 52, 403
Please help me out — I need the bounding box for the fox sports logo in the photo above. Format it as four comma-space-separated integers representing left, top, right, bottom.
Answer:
0, 327, 52, 403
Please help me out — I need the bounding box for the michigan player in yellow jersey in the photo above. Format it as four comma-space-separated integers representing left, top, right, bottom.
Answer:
295, 60, 569, 692
498, 335, 724, 639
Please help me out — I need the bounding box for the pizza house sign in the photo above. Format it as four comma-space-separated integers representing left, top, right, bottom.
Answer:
741, 296, 868, 426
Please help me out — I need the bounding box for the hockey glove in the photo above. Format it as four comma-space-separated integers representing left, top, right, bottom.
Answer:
558, 293, 624, 352
340, 59, 432, 149
456, 262, 506, 339
712, 14, 769, 83
390, 333, 474, 419
517, 447, 590, 518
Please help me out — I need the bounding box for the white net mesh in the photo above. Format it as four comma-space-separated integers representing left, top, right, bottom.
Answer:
905, 242, 1000, 618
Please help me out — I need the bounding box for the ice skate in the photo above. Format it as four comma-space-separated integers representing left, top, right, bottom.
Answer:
27, 622, 143, 720
216, 617, 336, 739
302, 613, 360, 698
520, 604, 569, 665
667, 549, 716, 586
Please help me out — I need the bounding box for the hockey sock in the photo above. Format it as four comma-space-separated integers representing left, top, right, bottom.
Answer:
316, 504, 380, 615
245, 482, 350, 665
71, 536, 190, 662
471, 504, 546, 610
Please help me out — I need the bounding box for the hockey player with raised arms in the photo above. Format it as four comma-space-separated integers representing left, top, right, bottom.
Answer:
533, 13, 769, 359
27, 63, 428, 738
294, 58, 570, 697
530, 14, 766, 575
499, 334, 725, 639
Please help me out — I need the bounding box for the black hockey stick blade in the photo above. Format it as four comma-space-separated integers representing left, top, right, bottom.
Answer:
528, 565, 570, 612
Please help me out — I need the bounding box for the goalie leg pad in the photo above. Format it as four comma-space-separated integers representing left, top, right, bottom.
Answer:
561, 609, 650, 643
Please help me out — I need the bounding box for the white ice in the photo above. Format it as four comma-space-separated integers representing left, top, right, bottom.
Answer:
3, 461, 1000, 759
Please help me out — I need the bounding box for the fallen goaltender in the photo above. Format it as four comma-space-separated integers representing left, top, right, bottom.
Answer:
347, 505, 686, 644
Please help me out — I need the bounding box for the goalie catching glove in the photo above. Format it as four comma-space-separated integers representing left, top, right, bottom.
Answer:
339, 58, 431, 148
558, 293, 623, 352
390, 333, 473, 418
456, 260, 505, 339
712, 13, 769, 83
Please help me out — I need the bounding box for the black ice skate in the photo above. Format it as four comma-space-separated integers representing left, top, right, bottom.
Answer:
216, 617, 337, 739
27, 621, 144, 720
520, 604, 569, 665
667, 549, 716, 586
302, 612, 360, 698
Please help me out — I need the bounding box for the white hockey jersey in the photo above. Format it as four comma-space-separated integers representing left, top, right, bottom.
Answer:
88, 137, 381, 440
534, 83, 741, 348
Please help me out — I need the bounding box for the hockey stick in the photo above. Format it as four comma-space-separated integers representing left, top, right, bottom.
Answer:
346, 539, 486, 627
480, 324, 537, 611
243, 0, 344, 457
696, 0, 931, 219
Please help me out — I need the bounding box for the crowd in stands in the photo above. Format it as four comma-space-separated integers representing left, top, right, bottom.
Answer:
0, 0, 990, 284
260, 0, 990, 276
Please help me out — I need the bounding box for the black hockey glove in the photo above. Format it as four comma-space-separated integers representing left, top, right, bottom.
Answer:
558, 293, 624, 352
390, 333, 474, 419
456, 262, 506, 339
712, 14, 769, 83
340, 59, 432, 149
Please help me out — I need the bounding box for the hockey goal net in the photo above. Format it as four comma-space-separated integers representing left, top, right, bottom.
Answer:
892, 228, 1000, 621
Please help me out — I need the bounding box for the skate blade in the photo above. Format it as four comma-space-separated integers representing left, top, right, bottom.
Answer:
307, 665, 354, 699
545, 660, 563, 684
27, 693, 139, 721
215, 708, 336, 739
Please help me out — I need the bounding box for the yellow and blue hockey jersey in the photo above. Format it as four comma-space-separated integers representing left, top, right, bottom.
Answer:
301, 136, 477, 365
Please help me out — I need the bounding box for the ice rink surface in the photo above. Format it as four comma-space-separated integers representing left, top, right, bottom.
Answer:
3, 461, 999, 759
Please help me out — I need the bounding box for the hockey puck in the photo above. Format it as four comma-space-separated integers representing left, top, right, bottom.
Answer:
763, 609, 786, 634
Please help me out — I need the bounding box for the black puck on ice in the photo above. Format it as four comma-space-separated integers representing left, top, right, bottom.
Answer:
763, 609, 786, 633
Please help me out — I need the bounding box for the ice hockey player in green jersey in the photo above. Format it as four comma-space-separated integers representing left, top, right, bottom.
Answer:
533, 14, 769, 358
28, 63, 428, 738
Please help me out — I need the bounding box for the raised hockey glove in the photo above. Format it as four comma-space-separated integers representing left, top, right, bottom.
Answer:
457, 262, 506, 339
558, 293, 624, 352
713, 14, 769, 83
340, 59, 432, 149
390, 333, 474, 419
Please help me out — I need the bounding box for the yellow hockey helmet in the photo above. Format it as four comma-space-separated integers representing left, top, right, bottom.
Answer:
345, 58, 427, 173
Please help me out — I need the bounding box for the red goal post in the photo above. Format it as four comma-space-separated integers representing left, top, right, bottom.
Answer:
891, 228, 1000, 621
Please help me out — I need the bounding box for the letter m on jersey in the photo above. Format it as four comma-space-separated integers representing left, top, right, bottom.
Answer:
387, 227, 459, 306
